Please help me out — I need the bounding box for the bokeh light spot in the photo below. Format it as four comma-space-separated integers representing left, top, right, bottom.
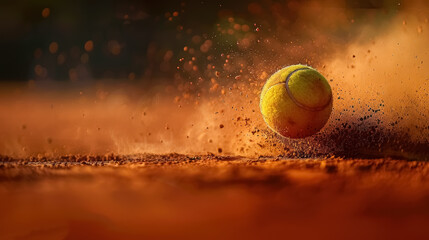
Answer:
41, 8, 50, 18
49, 42, 58, 54
84, 40, 94, 52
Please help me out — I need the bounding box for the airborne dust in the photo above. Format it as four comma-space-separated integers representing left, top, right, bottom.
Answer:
0, 0, 428, 159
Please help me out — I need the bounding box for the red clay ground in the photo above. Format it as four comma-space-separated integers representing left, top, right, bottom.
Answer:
1, 154, 429, 240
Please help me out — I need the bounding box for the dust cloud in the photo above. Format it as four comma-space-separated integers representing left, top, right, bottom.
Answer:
0, 1, 428, 159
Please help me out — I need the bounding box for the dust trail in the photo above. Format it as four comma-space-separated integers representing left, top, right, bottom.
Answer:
319, 4, 429, 159
0, 1, 428, 159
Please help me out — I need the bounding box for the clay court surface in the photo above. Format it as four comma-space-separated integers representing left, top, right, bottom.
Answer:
2, 155, 429, 240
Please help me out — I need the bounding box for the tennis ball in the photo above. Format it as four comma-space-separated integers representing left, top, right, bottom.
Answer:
260, 64, 332, 138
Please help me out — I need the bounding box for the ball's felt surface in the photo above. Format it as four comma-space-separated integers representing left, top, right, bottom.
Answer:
260, 64, 332, 138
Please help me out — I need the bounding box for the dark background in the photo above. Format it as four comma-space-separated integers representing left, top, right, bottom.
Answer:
0, 0, 401, 82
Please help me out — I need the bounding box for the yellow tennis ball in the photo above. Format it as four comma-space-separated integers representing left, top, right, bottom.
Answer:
260, 64, 333, 138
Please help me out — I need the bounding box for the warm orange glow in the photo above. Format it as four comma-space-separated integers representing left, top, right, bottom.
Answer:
41, 8, 50, 18
34, 65, 44, 76
2, 2, 429, 240
68, 68, 77, 81
0, 1, 428, 160
84, 40, 94, 52
128, 72, 136, 80
49, 42, 58, 54
242, 24, 250, 32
